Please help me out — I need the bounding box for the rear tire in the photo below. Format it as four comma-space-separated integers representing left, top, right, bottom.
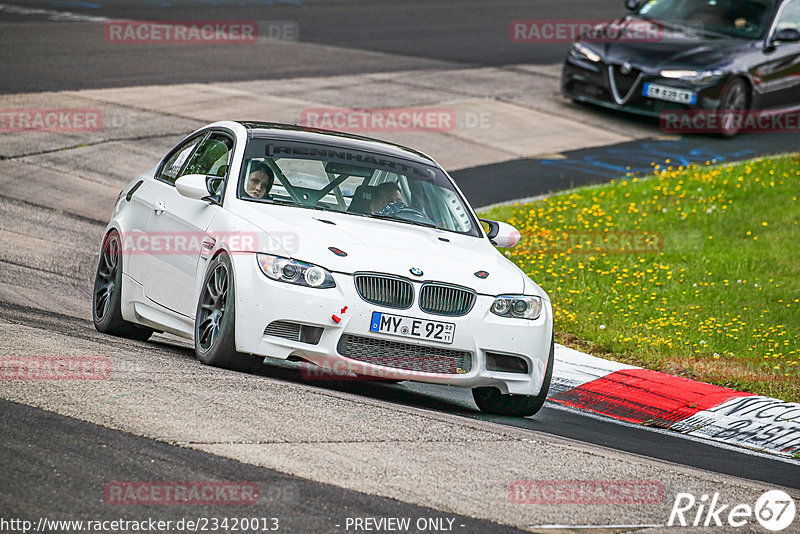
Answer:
472, 337, 554, 417
92, 230, 153, 341
194, 253, 244, 370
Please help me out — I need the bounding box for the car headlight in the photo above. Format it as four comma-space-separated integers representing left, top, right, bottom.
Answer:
659, 69, 724, 84
570, 42, 601, 63
490, 295, 542, 320
256, 253, 336, 289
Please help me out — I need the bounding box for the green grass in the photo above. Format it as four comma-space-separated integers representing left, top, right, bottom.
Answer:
481, 154, 800, 402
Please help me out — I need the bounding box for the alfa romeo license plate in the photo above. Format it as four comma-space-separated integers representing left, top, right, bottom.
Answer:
369, 311, 455, 344
644, 83, 697, 104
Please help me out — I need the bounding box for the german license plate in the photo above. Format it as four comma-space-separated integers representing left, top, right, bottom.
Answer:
369, 311, 455, 344
644, 83, 697, 104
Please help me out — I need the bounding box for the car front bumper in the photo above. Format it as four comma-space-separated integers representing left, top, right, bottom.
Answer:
561, 55, 727, 117
231, 254, 553, 396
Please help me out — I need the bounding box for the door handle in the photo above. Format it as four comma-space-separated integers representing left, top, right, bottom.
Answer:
153, 201, 166, 215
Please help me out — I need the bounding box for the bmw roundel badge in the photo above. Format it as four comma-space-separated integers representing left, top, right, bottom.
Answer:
409, 267, 423, 276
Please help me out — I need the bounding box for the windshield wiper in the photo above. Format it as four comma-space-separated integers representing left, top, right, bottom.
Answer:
632, 15, 687, 31
633, 15, 733, 38
366, 213, 438, 229
699, 27, 739, 39
639, 17, 688, 32
255, 197, 297, 206
260, 198, 329, 211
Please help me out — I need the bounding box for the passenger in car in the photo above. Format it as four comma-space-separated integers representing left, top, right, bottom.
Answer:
245, 161, 274, 199
370, 181, 404, 213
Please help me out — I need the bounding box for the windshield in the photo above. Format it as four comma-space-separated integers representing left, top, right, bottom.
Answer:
637, 0, 774, 38
237, 139, 481, 237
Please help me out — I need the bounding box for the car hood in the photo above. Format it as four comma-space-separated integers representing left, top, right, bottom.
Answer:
235, 203, 533, 296
583, 16, 752, 69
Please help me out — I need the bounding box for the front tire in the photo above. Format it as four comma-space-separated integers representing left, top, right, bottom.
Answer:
717, 78, 749, 138
92, 230, 153, 341
194, 253, 242, 369
472, 337, 554, 417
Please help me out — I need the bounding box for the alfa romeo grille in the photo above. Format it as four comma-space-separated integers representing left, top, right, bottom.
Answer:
608, 64, 643, 105
419, 283, 476, 316
612, 65, 640, 95
337, 334, 472, 374
354, 273, 413, 309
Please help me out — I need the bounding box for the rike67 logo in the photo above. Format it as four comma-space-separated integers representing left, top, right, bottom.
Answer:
668, 490, 796, 531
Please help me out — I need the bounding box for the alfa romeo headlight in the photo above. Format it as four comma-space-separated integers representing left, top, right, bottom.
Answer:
659, 69, 724, 84
256, 254, 336, 289
490, 295, 543, 320
570, 42, 601, 63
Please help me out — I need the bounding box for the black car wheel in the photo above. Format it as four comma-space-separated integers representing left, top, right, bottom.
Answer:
718, 78, 749, 138
472, 336, 554, 417
92, 230, 154, 341
194, 253, 245, 369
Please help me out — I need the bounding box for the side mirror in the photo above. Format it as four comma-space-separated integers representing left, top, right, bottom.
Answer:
624, 0, 641, 11
480, 219, 521, 248
774, 28, 800, 43
175, 173, 217, 202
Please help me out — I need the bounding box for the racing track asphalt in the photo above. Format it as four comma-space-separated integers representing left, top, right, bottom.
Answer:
0, 397, 527, 534
1, 1, 799, 530
2, 0, 797, 204
2, 300, 798, 495
0, 298, 797, 533
0, 0, 622, 93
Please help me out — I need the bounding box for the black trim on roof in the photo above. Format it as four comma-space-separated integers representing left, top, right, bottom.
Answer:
236, 121, 436, 166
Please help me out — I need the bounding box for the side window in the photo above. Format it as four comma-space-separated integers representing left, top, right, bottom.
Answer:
776, 0, 800, 30
157, 135, 202, 185
180, 133, 234, 180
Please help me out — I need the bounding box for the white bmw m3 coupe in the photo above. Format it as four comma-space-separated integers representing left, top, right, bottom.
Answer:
93, 121, 554, 416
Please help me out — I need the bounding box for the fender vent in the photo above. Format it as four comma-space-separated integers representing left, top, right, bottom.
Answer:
264, 321, 323, 345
